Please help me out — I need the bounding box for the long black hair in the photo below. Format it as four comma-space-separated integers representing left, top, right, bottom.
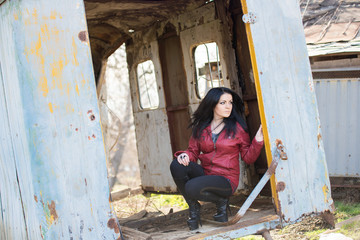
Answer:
189, 87, 248, 139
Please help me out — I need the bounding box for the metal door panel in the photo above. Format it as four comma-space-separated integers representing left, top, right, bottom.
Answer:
242, 0, 333, 222
0, 0, 120, 238
127, 41, 175, 192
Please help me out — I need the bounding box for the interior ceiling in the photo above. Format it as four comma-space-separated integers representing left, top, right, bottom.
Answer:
84, 0, 208, 80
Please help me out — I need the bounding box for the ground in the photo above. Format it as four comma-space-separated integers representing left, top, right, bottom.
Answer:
111, 178, 360, 240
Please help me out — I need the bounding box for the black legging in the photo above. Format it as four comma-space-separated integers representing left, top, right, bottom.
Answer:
170, 159, 233, 203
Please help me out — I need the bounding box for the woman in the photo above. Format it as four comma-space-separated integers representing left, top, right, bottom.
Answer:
170, 87, 264, 230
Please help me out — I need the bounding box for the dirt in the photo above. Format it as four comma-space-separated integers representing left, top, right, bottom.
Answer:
270, 215, 333, 240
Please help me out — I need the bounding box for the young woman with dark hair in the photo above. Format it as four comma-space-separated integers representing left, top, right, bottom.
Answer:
170, 87, 264, 230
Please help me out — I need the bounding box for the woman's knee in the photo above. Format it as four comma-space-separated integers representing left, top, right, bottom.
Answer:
170, 158, 180, 172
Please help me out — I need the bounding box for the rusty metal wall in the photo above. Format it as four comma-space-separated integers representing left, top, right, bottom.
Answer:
0, 0, 120, 239
314, 77, 360, 177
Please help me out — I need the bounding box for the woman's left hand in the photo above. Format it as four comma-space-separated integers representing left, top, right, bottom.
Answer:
255, 125, 264, 142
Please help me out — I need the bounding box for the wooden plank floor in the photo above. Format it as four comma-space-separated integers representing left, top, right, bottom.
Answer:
121, 195, 278, 239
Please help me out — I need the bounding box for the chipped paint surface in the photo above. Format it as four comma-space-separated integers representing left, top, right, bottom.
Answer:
244, 0, 333, 223
0, 0, 120, 239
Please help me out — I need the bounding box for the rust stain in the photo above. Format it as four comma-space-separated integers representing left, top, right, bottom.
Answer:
88, 136, 91, 140
275, 139, 283, 146
48, 200, 58, 222
34, 195, 38, 203
317, 133, 322, 148
276, 181, 286, 192
40, 225, 44, 239
78, 31, 88, 42
107, 218, 120, 234
87, 110, 93, 114
92, 134, 96, 139
275, 139, 288, 160
75, 128, 79, 131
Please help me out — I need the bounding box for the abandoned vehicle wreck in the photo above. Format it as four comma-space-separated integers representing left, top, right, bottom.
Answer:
0, 0, 335, 239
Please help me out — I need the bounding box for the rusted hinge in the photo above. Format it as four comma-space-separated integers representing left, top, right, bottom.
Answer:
242, 12, 257, 24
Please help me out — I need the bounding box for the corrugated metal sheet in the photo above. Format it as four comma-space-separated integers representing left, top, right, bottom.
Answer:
0, 0, 120, 239
244, 0, 333, 222
314, 78, 360, 177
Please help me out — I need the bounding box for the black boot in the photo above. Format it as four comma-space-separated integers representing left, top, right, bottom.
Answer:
213, 198, 230, 222
187, 200, 201, 230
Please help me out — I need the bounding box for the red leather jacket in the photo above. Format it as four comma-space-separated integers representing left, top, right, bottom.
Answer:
175, 123, 264, 192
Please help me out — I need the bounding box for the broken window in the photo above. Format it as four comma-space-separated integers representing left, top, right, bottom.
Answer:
194, 42, 223, 99
136, 60, 159, 109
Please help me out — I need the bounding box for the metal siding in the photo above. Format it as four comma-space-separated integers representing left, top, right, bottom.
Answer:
314, 78, 360, 177
0, 55, 29, 239
244, 0, 333, 222
0, 0, 120, 239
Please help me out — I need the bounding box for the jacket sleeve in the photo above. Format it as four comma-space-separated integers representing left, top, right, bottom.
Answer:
238, 126, 264, 164
174, 136, 200, 163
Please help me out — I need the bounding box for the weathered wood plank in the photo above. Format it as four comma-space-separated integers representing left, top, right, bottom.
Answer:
111, 187, 143, 202
0, 0, 120, 238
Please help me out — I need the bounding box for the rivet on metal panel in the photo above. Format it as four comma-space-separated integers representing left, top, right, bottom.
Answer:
78, 31, 87, 42
276, 181, 286, 192
242, 12, 257, 24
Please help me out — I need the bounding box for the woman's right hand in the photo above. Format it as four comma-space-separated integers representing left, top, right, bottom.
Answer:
177, 153, 190, 166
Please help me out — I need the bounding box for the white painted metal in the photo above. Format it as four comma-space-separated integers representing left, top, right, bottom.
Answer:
0, 0, 120, 239
314, 78, 360, 177
127, 40, 174, 192
244, 0, 333, 222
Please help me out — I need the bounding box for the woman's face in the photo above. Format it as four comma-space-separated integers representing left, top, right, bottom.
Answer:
213, 93, 233, 119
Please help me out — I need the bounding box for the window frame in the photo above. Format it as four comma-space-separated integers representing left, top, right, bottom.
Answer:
135, 59, 160, 110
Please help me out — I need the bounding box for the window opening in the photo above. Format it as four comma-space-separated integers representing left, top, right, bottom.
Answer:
136, 60, 159, 109
194, 42, 223, 99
